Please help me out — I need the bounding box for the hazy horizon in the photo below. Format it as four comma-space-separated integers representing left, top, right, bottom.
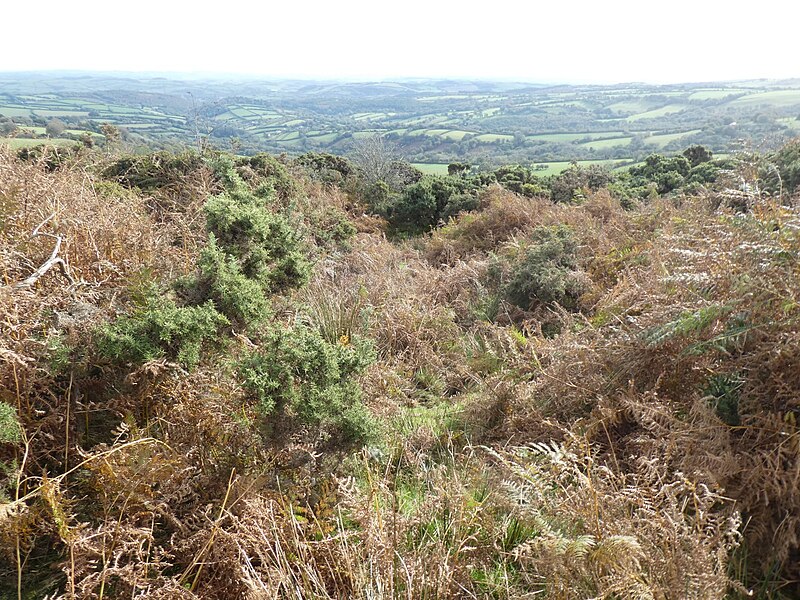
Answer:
3, 69, 799, 89
4, 0, 799, 84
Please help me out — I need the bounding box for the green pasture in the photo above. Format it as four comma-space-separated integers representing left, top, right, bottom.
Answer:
531, 131, 625, 143
408, 128, 445, 137
689, 89, 745, 100
272, 131, 300, 141
307, 132, 340, 143
606, 99, 658, 114
532, 159, 634, 176
474, 133, 513, 142
0, 137, 75, 149
626, 104, 686, 121
400, 115, 450, 127
580, 136, 633, 150
440, 130, 472, 141
411, 163, 450, 175
643, 129, 702, 147
0, 106, 32, 117
731, 89, 800, 107
32, 109, 90, 117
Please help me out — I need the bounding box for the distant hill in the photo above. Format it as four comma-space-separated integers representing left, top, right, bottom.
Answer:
1, 72, 799, 167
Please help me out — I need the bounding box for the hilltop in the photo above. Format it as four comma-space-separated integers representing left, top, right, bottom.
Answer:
1, 139, 800, 598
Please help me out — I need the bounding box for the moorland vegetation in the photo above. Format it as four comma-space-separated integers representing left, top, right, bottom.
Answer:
1, 137, 800, 598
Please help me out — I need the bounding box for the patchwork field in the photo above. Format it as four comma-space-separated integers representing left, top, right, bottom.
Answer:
2, 74, 800, 166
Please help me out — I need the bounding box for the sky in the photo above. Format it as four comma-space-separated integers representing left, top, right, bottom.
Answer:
2, 0, 798, 84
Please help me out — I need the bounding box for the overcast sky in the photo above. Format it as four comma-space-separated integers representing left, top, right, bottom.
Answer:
3, 0, 798, 84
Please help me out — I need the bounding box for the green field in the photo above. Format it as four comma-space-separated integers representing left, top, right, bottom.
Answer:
644, 130, 702, 147
412, 162, 450, 175
532, 159, 635, 176
627, 104, 686, 121
32, 109, 90, 117
731, 89, 800, 107
474, 133, 514, 142
530, 131, 626, 143
308, 132, 340, 142
0, 137, 75, 149
0, 106, 32, 117
442, 130, 471, 141
580, 136, 633, 150
607, 99, 658, 115
689, 89, 746, 100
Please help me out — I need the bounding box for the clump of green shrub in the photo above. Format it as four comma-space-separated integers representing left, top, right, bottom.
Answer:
295, 152, 356, 187
234, 153, 298, 203
103, 150, 206, 191
239, 324, 376, 442
189, 237, 272, 326
493, 164, 548, 197
494, 225, 585, 311
379, 175, 479, 234
0, 402, 21, 444
550, 164, 613, 203
99, 156, 312, 370
203, 171, 310, 294
97, 290, 228, 368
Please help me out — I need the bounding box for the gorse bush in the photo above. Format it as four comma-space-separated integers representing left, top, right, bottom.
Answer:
494, 225, 585, 310
96, 288, 228, 368
102, 150, 206, 191
550, 163, 613, 203
239, 324, 376, 442
204, 172, 310, 293
234, 152, 298, 203
0, 402, 21, 444
191, 236, 272, 326
378, 174, 479, 234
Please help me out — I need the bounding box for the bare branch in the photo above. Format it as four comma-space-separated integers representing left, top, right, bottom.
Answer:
11, 213, 75, 289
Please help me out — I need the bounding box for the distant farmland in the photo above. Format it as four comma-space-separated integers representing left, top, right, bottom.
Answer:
2, 74, 800, 166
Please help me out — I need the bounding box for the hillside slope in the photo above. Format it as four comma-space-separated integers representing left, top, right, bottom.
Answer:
1, 143, 799, 598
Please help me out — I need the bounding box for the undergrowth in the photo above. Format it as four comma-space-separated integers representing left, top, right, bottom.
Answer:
1, 143, 799, 599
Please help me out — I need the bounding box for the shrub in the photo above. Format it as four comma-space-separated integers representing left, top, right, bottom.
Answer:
493, 164, 547, 197
380, 175, 478, 234
550, 164, 613, 203
234, 153, 298, 202
97, 290, 228, 368
0, 402, 21, 444
102, 150, 206, 191
239, 324, 376, 442
204, 186, 310, 293
769, 139, 800, 196
295, 152, 356, 186
189, 236, 272, 326
498, 225, 584, 310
